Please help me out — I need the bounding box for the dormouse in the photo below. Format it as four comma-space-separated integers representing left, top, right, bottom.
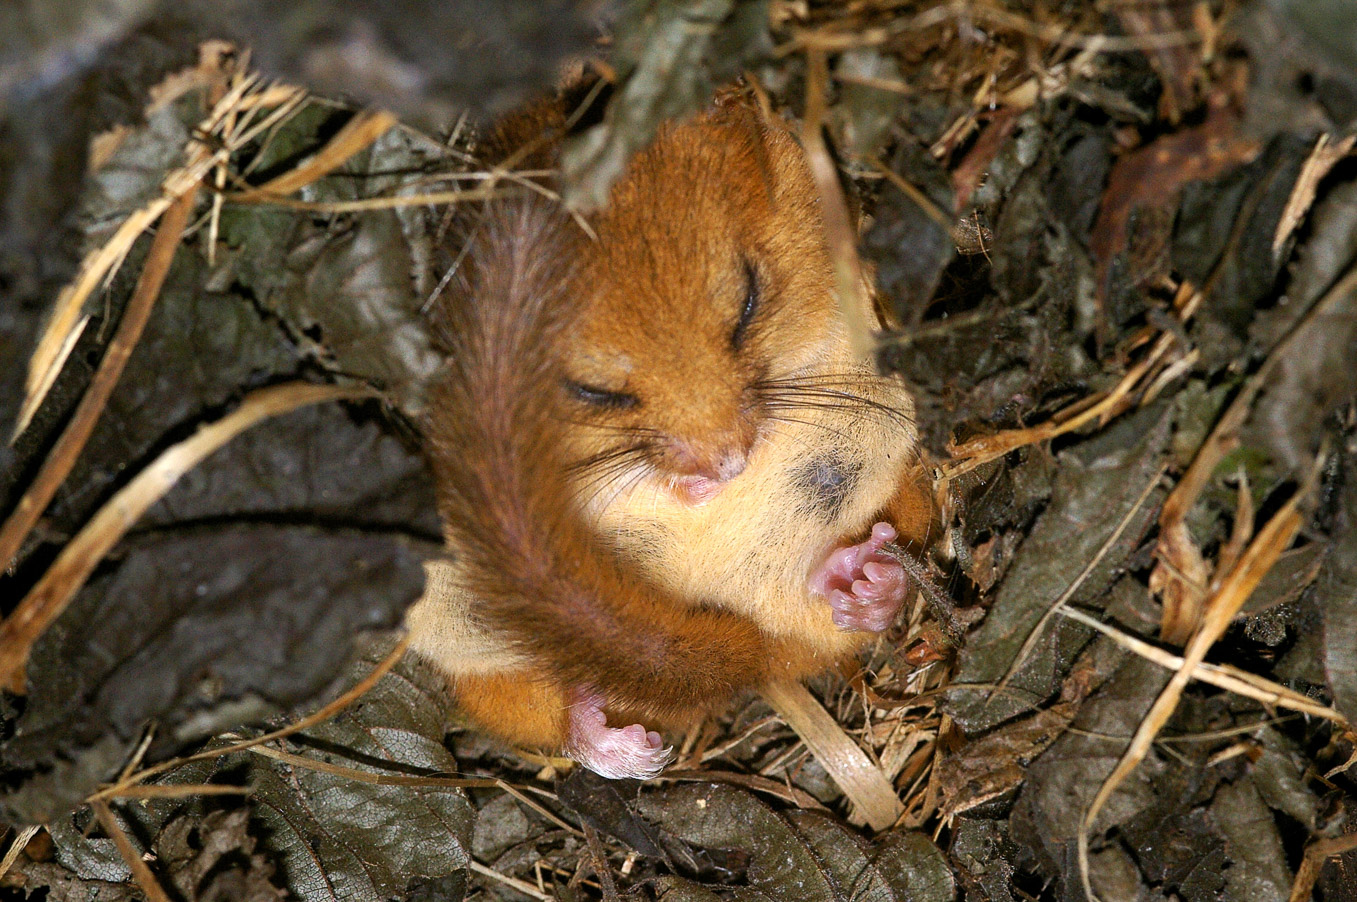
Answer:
408, 88, 934, 778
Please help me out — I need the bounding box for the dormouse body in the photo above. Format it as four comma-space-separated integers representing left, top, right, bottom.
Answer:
408, 88, 934, 778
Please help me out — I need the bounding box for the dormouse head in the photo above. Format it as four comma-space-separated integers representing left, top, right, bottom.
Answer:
560, 101, 854, 504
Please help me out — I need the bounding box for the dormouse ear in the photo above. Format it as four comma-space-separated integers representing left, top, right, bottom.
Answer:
712, 80, 759, 112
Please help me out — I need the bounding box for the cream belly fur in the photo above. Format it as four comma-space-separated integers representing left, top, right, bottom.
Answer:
406, 330, 917, 679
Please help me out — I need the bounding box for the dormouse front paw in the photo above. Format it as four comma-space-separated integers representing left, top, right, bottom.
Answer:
810, 522, 907, 633
565, 689, 673, 780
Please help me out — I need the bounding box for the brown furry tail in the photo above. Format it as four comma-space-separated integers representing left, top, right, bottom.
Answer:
425, 199, 769, 721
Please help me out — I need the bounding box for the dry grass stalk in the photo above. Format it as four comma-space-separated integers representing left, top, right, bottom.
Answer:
231, 186, 505, 213
469, 860, 556, 902
1077, 456, 1321, 902
761, 679, 904, 831
0, 382, 376, 694
946, 286, 1201, 478
1288, 832, 1357, 902
662, 766, 827, 811
90, 799, 173, 902
15, 56, 291, 440
992, 464, 1167, 699
1273, 134, 1357, 255
0, 826, 41, 882
0, 189, 198, 573
228, 108, 398, 201
1058, 607, 1345, 723
243, 743, 492, 790
801, 48, 875, 360
106, 784, 250, 800
1156, 265, 1357, 643
15, 54, 395, 449
3, 52, 393, 579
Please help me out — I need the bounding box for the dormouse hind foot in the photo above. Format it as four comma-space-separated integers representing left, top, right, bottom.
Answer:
810, 522, 907, 633
566, 689, 673, 780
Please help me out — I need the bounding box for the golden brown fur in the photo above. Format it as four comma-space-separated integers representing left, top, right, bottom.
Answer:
408, 89, 934, 772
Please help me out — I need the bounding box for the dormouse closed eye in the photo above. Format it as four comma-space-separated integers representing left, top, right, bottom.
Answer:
731, 257, 761, 350
565, 379, 640, 410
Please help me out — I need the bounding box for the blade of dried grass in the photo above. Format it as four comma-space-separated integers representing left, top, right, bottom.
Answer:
243, 743, 492, 790
1289, 833, 1357, 902
1273, 134, 1357, 256
0, 382, 375, 693
866, 155, 956, 234
660, 768, 827, 811
1157, 265, 1357, 642
110, 784, 250, 799
14, 65, 272, 440
761, 679, 903, 831
232, 186, 504, 213
470, 859, 555, 902
1077, 456, 1321, 902
0, 188, 198, 573
0, 826, 41, 881
1057, 606, 1345, 723
229, 109, 398, 202
90, 799, 173, 902
946, 288, 1200, 477
802, 48, 874, 361
778, 0, 1202, 56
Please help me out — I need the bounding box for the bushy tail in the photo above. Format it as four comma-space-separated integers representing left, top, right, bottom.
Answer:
425, 199, 769, 720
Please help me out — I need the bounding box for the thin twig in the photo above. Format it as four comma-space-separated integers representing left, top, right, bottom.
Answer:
581, 823, 622, 902
90, 800, 172, 902
90, 632, 408, 801
880, 543, 964, 642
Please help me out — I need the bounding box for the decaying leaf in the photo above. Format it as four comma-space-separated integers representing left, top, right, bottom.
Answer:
156, 808, 287, 902
558, 0, 771, 210
638, 782, 954, 902
237, 651, 475, 902
946, 404, 1171, 734
2, 525, 426, 824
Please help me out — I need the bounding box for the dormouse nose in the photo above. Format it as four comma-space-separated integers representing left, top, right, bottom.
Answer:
666, 427, 755, 484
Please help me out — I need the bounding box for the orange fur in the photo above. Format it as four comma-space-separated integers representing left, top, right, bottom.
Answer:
411, 86, 935, 771
451, 669, 568, 750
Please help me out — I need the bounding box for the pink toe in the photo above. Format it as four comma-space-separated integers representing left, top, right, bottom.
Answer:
851, 578, 881, 600
870, 522, 898, 545
862, 561, 891, 582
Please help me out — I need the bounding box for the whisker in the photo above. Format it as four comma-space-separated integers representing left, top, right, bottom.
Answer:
763, 413, 854, 444
756, 378, 916, 431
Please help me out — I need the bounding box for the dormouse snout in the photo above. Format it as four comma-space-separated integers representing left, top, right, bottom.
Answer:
666, 432, 754, 482
664, 426, 757, 505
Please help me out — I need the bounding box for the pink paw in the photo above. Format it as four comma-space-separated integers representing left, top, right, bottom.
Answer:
565, 690, 672, 780
809, 522, 907, 633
